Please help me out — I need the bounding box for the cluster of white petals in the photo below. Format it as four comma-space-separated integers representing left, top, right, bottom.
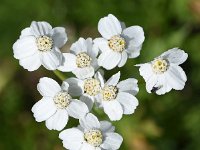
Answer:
13, 14, 188, 150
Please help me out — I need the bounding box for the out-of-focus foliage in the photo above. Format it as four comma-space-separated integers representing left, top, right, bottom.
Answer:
0, 0, 200, 149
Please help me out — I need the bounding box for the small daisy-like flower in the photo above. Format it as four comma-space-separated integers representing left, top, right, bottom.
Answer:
58, 38, 99, 79
96, 71, 139, 121
94, 14, 145, 70
13, 21, 67, 71
32, 77, 89, 131
136, 48, 188, 95
59, 113, 123, 150
65, 72, 104, 110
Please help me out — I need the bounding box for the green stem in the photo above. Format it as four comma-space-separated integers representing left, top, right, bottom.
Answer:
53, 70, 66, 81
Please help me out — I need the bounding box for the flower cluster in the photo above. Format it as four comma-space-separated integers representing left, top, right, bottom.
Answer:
13, 14, 188, 150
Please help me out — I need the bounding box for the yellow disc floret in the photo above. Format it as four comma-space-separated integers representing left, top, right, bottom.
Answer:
53, 91, 71, 109
84, 129, 103, 147
84, 78, 101, 96
76, 52, 92, 68
108, 35, 126, 52
102, 85, 118, 101
152, 58, 168, 74
36, 35, 53, 52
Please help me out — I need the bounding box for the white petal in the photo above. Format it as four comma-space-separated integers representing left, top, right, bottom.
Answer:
98, 50, 121, 70
93, 38, 110, 53
154, 74, 172, 95
136, 63, 158, 93
45, 109, 68, 131
64, 78, 84, 97
20, 27, 33, 39
85, 38, 99, 58
165, 65, 187, 90
101, 133, 123, 150
117, 78, 139, 95
102, 100, 123, 121
126, 45, 142, 58
100, 121, 115, 133
59, 128, 84, 150
98, 14, 122, 39
122, 26, 145, 47
58, 53, 77, 72
94, 71, 105, 88
61, 81, 69, 92
13, 36, 38, 59
73, 67, 94, 79
91, 57, 99, 71
79, 113, 100, 130
70, 37, 88, 55
19, 52, 41, 71
106, 71, 120, 86
117, 92, 139, 115
31, 97, 57, 122
81, 143, 95, 150
37, 77, 61, 97
52, 27, 68, 48
161, 48, 188, 65
118, 51, 128, 67
67, 99, 89, 119
31, 21, 52, 36
80, 95, 94, 111
41, 48, 62, 70
146, 74, 158, 93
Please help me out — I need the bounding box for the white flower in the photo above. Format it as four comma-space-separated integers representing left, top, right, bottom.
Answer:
136, 48, 188, 95
31, 77, 89, 131
58, 37, 99, 79
94, 14, 145, 70
13, 21, 67, 71
59, 113, 123, 150
64, 72, 104, 111
96, 71, 139, 121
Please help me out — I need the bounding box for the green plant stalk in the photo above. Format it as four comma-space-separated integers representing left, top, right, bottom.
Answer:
53, 70, 66, 81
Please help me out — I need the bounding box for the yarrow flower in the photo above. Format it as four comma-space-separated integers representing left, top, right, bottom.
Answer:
94, 14, 145, 70
59, 113, 123, 150
13, 21, 67, 71
32, 77, 89, 131
96, 71, 139, 121
58, 37, 99, 79
136, 48, 188, 95
65, 72, 104, 110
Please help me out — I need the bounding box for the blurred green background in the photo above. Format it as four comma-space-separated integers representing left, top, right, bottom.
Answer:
0, 0, 200, 149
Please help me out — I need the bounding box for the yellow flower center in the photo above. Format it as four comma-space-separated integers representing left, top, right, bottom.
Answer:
53, 92, 71, 109
84, 78, 101, 96
84, 129, 103, 147
152, 58, 168, 74
102, 85, 118, 101
108, 35, 126, 52
36, 35, 53, 52
76, 52, 92, 68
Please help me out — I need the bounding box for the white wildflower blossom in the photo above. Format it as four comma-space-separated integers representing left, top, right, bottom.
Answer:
32, 77, 89, 131
13, 21, 67, 71
96, 71, 139, 121
59, 113, 123, 150
65, 72, 104, 111
94, 14, 145, 70
58, 37, 99, 79
136, 48, 188, 95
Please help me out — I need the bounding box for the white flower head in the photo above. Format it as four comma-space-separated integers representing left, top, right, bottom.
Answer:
94, 14, 145, 70
58, 37, 99, 79
31, 77, 89, 131
136, 48, 188, 95
13, 21, 68, 71
64, 72, 104, 111
59, 113, 123, 150
96, 71, 139, 121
